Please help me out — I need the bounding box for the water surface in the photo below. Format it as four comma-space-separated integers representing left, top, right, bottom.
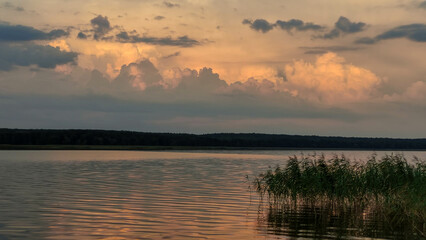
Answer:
0, 150, 424, 239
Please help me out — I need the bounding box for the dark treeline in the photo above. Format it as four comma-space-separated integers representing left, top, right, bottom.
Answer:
1, 128, 426, 149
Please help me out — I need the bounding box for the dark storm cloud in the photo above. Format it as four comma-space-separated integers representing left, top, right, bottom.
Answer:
116, 31, 200, 47
163, 1, 180, 8
300, 46, 361, 54
0, 23, 68, 41
242, 19, 275, 33
1, 2, 24, 12
0, 44, 77, 71
319, 17, 366, 39
356, 24, 426, 44
243, 18, 324, 34
90, 15, 112, 40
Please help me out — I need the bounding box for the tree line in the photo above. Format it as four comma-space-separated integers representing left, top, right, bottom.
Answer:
0, 129, 426, 149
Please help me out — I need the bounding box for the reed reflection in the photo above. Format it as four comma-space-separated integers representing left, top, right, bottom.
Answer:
256, 203, 424, 239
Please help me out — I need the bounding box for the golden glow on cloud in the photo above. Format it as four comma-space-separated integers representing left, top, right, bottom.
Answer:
280, 53, 382, 105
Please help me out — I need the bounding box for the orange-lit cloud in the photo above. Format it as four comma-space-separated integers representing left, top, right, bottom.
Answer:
278, 52, 382, 105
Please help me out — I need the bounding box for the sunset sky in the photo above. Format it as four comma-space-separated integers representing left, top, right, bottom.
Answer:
0, 0, 425, 137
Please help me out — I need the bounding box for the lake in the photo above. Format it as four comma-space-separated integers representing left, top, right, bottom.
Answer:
0, 150, 424, 239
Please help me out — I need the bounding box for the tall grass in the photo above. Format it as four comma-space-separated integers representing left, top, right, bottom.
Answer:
253, 154, 426, 237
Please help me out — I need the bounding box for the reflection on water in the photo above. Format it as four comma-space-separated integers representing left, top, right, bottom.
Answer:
257, 204, 422, 239
0, 150, 425, 239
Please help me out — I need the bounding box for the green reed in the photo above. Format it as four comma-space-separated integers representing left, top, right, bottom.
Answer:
253, 154, 426, 236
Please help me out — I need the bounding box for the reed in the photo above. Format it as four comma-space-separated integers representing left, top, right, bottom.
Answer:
253, 154, 426, 236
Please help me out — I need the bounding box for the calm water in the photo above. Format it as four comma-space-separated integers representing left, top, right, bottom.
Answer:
0, 150, 424, 240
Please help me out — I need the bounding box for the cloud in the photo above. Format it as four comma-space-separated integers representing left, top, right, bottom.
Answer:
319, 16, 366, 39
300, 46, 361, 54
114, 60, 163, 91
0, 23, 68, 41
0, 43, 77, 70
419, 1, 426, 9
384, 81, 426, 102
243, 18, 323, 33
226, 78, 277, 96
163, 1, 180, 8
1, 2, 24, 11
163, 51, 180, 58
356, 24, 426, 44
77, 32, 88, 39
242, 19, 275, 33
79, 15, 201, 47
90, 15, 112, 40
154, 16, 165, 21
277, 52, 382, 105
116, 31, 200, 47
275, 19, 323, 32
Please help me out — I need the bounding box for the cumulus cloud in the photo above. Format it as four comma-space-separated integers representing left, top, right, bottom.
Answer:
356, 24, 426, 44
90, 15, 112, 40
243, 18, 323, 33
114, 60, 163, 91
384, 81, 426, 102
0, 23, 68, 41
319, 16, 366, 39
0, 43, 77, 71
277, 52, 382, 105
226, 78, 276, 96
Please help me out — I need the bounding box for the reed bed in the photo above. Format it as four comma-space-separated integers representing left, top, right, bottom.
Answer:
253, 154, 426, 236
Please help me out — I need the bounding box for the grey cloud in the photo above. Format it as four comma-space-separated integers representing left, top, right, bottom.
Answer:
164, 1, 180, 8
300, 46, 361, 54
376, 24, 426, 42
0, 43, 77, 70
77, 31, 88, 39
242, 19, 275, 33
81, 16, 201, 47
0, 23, 69, 42
356, 24, 426, 44
116, 31, 200, 47
319, 16, 366, 39
154, 16, 165, 20
243, 18, 324, 34
90, 15, 112, 40
355, 37, 377, 44
419, 1, 426, 9
275, 19, 323, 32
175, 67, 228, 95
335, 16, 366, 33
163, 51, 180, 58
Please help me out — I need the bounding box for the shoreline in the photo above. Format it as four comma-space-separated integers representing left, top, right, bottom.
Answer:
1, 145, 426, 151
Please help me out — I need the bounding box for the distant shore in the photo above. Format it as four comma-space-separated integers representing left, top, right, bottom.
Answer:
1, 129, 426, 150
1, 145, 426, 151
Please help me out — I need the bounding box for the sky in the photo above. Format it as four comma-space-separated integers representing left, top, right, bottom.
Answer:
0, 0, 425, 137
